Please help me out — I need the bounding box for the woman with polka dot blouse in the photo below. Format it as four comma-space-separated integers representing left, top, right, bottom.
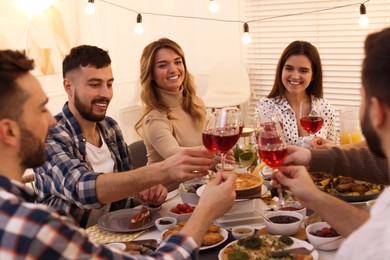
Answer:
256, 41, 337, 148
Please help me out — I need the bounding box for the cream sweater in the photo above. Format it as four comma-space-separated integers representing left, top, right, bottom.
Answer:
142, 87, 205, 190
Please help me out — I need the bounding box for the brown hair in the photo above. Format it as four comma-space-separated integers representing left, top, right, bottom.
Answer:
362, 27, 390, 105
268, 41, 323, 100
135, 38, 205, 134
0, 50, 34, 120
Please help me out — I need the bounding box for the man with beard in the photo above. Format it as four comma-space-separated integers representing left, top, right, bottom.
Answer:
33, 45, 215, 228
0, 49, 237, 258
272, 27, 390, 259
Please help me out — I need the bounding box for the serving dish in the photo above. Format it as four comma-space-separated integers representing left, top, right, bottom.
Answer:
98, 208, 160, 232
218, 235, 318, 260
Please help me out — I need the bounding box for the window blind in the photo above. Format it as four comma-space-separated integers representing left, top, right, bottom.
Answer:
241, 0, 390, 129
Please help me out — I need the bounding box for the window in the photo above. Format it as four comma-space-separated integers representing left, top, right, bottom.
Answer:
241, 0, 390, 129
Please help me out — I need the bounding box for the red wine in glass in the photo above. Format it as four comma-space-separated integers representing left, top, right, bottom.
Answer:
213, 128, 241, 154
202, 132, 218, 152
259, 145, 287, 168
300, 116, 324, 134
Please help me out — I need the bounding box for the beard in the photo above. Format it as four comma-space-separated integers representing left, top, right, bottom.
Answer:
19, 126, 46, 168
74, 90, 109, 122
361, 105, 386, 158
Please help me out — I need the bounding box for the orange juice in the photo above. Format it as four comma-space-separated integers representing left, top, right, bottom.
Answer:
340, 132, 362, 144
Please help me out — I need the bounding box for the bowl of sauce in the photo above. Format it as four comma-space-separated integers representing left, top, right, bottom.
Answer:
155, 217, 177, 232
231, 225, 255, 239
278, 201, 307, 217
264, 211, 303, 236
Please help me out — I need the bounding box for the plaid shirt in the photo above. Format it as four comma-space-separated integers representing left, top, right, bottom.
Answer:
34, 103, 133, 228
0, 175, 199, 259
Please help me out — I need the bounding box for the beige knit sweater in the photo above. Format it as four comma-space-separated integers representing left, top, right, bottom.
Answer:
142, 87, 205, 190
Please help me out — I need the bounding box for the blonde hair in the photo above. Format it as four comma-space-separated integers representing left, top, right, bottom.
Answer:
135, 38, 205, 134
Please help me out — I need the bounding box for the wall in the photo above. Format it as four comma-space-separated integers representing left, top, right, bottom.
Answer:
27, 0, 242, 143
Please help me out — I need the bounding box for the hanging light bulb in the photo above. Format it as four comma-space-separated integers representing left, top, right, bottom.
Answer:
241, 23, 252, 45
359, 3, 369, 27
209, 0, 219, 13
134, 14, 144, 35
85, 0, 95, 15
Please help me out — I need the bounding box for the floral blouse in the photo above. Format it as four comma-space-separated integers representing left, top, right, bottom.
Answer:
256, 96, 337, 148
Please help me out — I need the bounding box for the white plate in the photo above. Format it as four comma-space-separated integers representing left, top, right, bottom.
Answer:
196, 184, 268, 202
218, 236, 319, 260
98, 208, 160, 233
160, 227, 228, 251
166, 189, 179, 201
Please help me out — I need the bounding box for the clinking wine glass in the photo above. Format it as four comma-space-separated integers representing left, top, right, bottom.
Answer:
256, 119, 287, 207
207, 107, 243, 173
299, 98, 324, 136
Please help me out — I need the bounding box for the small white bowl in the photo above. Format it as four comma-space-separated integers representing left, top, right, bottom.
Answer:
178, 180, 204, 205
106, 242, 126, 251
231, 226, 255, 240
278, 201, 307, 218
167, 203, 196, 222
305, 222, 343, 251
155, 217, 177, 232
264, 211, 303, 236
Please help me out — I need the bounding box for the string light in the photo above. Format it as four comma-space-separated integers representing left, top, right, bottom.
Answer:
134, 13, 144, 35
90, 0, 371, 43
208, 0, 219, 13
85, 0, 95, 15
241, 23, 251, 45
359, 3, 369, 27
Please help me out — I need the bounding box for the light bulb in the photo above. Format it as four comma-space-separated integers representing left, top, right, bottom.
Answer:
242, 33, 252, 45
241, 23, 251, 45
359, 15, 369, 27
134, 14, 144, 34
209, 0, 219, 13
359, 4, 369, 27
85, 0, 95, 15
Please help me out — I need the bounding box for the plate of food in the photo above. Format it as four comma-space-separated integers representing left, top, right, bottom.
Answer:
161, 222, 228, 250
98, 207, 161, 232
197, 172, 266, 201
309, 172, 384, 202
218, 234, 318, 260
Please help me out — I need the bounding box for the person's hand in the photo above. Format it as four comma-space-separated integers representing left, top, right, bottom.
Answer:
161, 148, 214, 181
311, 136, 336, 149
283, 145, 312, 166
271, 166, 319, 207
138, 184, 168, 206
196, 172, 237, 220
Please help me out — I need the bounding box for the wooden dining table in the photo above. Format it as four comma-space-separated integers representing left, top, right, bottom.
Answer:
87, 189, 339, 259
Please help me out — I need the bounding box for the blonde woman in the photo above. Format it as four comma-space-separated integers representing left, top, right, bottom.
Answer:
135, 38, 206, 191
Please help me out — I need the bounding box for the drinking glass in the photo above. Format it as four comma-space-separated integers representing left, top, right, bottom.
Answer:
210, 107, 243, 172
202, 111, 218, 152
299, 98, 324, 135
256, 116, 287, 207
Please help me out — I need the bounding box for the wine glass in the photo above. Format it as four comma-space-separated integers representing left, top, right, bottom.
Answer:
256, 116, 287, 207
211, 107, 243, 172
202, 111, 218, 152
299, 98, 324, 135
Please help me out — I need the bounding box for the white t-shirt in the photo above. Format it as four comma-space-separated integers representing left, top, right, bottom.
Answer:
85, 136, 115, 228
335, 187, 390, 259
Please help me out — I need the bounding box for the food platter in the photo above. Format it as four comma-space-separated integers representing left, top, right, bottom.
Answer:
218, 235, 319, 260
309, 172, 384, 202
160, 226, 228, 250
98, 208, 160, 232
